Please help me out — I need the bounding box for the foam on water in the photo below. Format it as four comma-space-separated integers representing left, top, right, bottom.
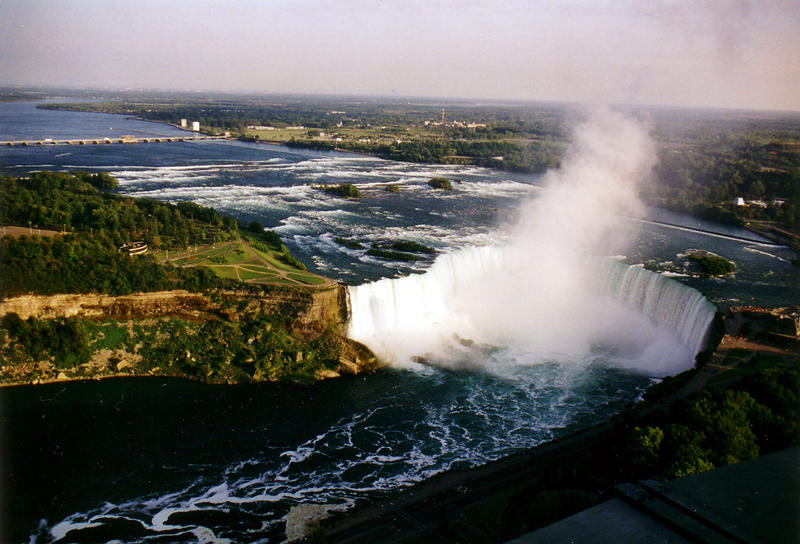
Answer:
38, 363, 649, 543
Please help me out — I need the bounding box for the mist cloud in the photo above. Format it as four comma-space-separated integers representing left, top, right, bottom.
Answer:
348, 109, 711, 377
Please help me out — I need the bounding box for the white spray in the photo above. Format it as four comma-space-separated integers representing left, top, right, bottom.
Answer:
348, 109, 715, 376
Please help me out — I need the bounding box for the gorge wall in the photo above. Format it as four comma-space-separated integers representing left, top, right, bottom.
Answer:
0, 284, 375, 385
0, 284, 351, 338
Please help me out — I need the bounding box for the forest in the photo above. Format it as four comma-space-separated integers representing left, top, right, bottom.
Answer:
619, 356, 798, 481
0, 171, 240, 297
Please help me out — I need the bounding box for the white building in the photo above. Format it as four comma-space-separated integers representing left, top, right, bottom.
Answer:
191, 121, 200, 132
734, 196, 746, 206
180, 119, 188, 128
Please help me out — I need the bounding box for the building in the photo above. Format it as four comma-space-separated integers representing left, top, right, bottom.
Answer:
180, 119, 188, 128
191, 121, 200, 132
119, 241, 148, 255
734, 196, 746, 206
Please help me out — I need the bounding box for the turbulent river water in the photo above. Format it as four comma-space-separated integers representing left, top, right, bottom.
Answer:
1, 101, 797, 543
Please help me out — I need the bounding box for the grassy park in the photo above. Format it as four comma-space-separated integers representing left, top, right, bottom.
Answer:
155, 237, 329, 287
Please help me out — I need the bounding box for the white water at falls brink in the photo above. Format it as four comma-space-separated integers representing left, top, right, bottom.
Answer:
348, 109, 716, 378
347, 247, 716, 377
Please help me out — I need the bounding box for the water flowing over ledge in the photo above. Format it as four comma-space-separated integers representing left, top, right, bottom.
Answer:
348, 245, 716, 377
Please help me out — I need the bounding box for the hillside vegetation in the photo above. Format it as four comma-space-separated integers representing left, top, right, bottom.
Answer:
0, 171, 370, 384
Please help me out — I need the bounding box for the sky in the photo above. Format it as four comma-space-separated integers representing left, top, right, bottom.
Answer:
2, 0, 799, 111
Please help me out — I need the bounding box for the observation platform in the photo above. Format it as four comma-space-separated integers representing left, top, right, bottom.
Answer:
510, 446, 800, 544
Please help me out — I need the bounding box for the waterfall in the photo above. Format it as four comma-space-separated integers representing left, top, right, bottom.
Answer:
348, 110, 716, 377
347, 246, 716, 377
596, 261, 717, 357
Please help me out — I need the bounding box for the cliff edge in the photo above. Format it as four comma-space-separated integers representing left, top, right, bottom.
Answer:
0, 284, 379, 386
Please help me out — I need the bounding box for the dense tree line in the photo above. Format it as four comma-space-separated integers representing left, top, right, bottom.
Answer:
287, 137, 563, 173
621, 362, 798, 480
0, 234, 226, 297
0, 171, 239, 249
0, 172, 239, 297
649, 144, 800, 229
1, 314, 90, 369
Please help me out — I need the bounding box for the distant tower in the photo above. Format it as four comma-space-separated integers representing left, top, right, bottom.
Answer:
441, 107, 446, 126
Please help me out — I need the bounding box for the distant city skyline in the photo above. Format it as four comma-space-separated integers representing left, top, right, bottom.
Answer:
2, 0, 799, 111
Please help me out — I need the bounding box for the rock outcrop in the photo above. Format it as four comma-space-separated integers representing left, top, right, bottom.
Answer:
0, 284, 352, 335
726, 306, 800, 338
0, 291, 217, 321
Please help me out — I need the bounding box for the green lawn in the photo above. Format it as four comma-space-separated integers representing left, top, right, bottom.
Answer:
238, 267, 279, 281
249, 245, 299, 272
207, 265, 239, 280
157, 237, 328, 287
287, 272, 328, 285
239, 264, 276, 274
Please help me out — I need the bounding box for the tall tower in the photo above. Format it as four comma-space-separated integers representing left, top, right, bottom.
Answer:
441, 107, 446, 126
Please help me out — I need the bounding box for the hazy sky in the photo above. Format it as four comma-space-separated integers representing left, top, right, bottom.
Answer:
2, 0, 799, 111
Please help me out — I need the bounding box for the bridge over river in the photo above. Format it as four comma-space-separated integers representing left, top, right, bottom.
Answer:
2, 135, 229, 146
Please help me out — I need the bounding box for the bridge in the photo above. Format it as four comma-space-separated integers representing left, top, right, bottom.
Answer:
1, 135, 229, 147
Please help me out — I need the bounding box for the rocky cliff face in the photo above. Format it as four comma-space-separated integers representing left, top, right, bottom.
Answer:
0, 291, 218, 321
0, 284, 378, 385
0, 284, 352, 336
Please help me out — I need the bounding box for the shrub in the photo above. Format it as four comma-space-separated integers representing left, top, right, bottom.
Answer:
428, 177, 453, 190
321, 183, 361, 199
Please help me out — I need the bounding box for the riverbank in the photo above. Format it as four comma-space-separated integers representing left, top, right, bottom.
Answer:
745, 219, 800, 256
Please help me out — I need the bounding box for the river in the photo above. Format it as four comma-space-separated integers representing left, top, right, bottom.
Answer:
1, 101, 797, 543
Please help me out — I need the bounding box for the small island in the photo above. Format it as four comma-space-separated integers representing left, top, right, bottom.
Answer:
688, 250, 736, 277
427, 177, 453, 190
332, 236, 437, 262
317, 182, 362, 199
